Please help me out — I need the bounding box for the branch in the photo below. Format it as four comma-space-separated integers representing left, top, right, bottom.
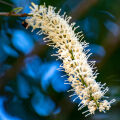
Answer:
0, 12, 31, 17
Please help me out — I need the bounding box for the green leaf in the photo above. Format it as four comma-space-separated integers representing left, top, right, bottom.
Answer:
11, 7, 23, 13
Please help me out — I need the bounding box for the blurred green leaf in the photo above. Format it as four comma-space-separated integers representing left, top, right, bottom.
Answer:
11, 7, 23, 13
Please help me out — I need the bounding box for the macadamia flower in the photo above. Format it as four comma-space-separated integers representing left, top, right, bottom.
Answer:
26, 2, 115, 116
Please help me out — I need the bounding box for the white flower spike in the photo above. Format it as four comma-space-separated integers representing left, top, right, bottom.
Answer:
26, 2, 115, 116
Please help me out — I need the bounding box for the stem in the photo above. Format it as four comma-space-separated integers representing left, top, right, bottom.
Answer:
0, 12, 32, 17
69, 50, 74, 60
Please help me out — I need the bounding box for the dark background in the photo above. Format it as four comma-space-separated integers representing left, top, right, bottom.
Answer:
0, 0, 120, 120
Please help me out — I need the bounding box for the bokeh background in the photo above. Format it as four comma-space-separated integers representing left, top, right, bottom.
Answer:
0, 0, 120, 120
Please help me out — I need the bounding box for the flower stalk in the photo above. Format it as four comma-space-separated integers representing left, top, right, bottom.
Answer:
0, 12, 31, 17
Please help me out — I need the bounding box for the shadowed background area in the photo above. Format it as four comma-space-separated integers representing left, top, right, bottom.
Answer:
0, 0, 120, 120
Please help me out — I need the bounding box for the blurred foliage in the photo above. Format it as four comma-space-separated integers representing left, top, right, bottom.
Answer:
0, 0, 120, 120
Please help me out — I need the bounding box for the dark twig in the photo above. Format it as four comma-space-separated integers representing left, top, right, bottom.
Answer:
0, 12, 31, 17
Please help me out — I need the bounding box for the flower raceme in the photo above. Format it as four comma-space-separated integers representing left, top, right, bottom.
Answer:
26, 2, 115, 117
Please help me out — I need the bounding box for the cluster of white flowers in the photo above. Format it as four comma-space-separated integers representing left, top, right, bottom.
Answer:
26, 2, 115, 117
